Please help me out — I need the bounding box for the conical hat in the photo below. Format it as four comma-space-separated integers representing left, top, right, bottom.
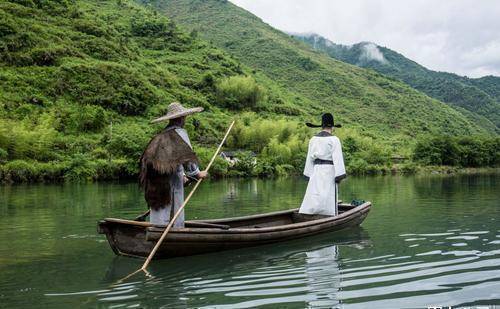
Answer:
151, 102, 203, 123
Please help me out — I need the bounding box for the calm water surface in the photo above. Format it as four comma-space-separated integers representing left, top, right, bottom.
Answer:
0, 175, 499, 308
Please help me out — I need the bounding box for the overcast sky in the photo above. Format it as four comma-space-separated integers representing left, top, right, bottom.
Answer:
230, 0, 500, 78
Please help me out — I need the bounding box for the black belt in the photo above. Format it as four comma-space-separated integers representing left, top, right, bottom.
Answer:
314, 159, 334, 165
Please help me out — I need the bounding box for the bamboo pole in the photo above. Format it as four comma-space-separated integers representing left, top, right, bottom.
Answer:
140, 119, 235, 271
115, 120, 235, 285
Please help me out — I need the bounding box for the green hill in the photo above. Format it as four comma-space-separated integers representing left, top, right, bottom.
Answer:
149, 0, 499, 138
0, 0, 295, 181
0, 0, 497, 182
293, 34, 500, 131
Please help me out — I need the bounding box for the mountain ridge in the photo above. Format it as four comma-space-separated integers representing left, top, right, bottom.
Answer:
292, 33, 500, 132
151, 0, 495, 137
0, 0, 497, 183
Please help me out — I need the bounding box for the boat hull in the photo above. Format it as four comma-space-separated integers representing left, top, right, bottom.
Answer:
98, 202, 371, 259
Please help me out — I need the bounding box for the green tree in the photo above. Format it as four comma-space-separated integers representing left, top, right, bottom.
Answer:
216, 76, 266, 110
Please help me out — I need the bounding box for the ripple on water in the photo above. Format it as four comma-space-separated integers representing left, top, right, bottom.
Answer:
37, 241, 500, 309
447, 235, 479, 240
3, 176, 499, 308
47, 245, 498, 309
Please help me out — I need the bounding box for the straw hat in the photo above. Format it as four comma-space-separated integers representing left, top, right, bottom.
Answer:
151, 102, 203, 123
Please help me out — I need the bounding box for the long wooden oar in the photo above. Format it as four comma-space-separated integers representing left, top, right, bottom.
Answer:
119, 120, 235, 283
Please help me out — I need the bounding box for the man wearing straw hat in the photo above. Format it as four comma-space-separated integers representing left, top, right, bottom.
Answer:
140, 102, 207, 227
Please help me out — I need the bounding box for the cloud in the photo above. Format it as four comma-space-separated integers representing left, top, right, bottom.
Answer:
461, 41, 500, 75
230, 0, 500, 77
359, 43, 386, 64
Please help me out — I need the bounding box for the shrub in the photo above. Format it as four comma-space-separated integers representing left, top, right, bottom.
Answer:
29, 46, 76, 66
65, 153, 97, 180
275, 164, 295, 177
297, 56, 318, 71
348, 158, 370, 175
253, 159, 275, 177
105, 122, 151, 160
3, 118, 59, 162
361, 144, 391, 165
0, 160, 69, 182
91, 147, 109, 160
272, 105, 301, 116
198, 72, 216, 90
262, 138, 292, 165
191, 147, 229, 178
37, 0, 71, 11
5, 0, 35, 8
2, 160, 38, 182
78, 38, 126, 61
131, 16, 172, 37
209, 156, 229, 178
231, 151, 256, 176
56, 62, 160, 115
0, 147, 8, 163
413, 135, 499, 167
54, 104, 109, 133
0, 14, 18, 38
73, 20, 108, 37
398, 162, 418, 174
216, 76, 266, 110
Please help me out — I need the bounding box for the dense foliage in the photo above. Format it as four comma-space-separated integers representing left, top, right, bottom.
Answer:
0, 0, 241, 182
215, 76, 265, 110
413, 136, 499, 167
294, 34, 500, 132
0, 0, 498, 183
156, 0, 491, 137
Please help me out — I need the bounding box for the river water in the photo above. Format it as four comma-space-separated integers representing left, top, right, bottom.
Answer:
0, 175, 499, 308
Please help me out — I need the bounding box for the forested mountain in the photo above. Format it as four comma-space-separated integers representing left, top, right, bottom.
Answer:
0, 0, 497, 182
147, 0, 497, 136
0, 0, 290, 181
293, 34, 500, 131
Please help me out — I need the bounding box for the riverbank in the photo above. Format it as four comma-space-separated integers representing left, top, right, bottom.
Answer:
2, 119, 498, 183
417, 166, 500, 175
1, 158, 498, 184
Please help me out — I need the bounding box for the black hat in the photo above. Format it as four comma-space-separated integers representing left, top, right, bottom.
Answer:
306, 113, 342, 128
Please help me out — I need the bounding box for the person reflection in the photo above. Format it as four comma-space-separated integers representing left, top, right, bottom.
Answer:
224, 181, 238, 202
102, 230, 371, 308
304, 244, 341, 308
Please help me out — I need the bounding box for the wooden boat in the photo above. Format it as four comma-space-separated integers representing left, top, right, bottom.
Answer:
98, 202, 371, 259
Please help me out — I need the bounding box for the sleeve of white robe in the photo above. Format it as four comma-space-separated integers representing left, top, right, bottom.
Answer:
303, 138, 314, 178
332, 136, 346, 181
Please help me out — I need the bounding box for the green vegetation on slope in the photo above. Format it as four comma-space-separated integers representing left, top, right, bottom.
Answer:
0, 0, 403, 182
154, 0, 493, 139
414, 135, 499, 167
0, 0, 301, 181
293, 34, 500, 131
0, 0, 498, 183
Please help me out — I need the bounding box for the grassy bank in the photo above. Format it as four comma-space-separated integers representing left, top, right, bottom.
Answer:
1, 116, 498, 183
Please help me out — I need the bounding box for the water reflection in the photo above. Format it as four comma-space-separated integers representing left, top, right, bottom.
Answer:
1, 174, 499, 308
96, 229, 371, 308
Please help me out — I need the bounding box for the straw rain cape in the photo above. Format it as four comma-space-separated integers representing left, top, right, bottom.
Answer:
139, 128, 198, 210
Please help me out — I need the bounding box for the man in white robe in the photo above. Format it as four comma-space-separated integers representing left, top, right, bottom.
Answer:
300, 113, 346, 216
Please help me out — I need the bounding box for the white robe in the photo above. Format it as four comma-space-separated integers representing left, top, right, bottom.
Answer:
299, 133, 346, 216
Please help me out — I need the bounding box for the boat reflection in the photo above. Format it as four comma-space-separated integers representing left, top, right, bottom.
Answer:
101, 227, 371, 308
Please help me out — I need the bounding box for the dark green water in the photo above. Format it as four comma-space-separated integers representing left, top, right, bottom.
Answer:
1, 175, 499, 308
